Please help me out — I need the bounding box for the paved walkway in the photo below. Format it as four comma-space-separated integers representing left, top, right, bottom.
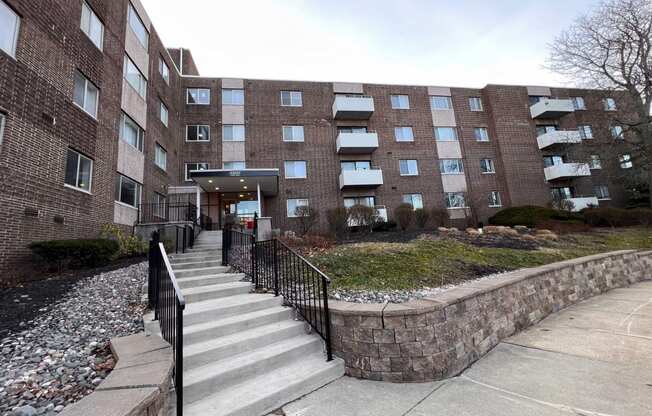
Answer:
275, 281, 652, 416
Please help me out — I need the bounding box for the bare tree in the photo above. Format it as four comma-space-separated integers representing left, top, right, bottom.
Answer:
548, 0, 652, 207
294, 206, 319, 236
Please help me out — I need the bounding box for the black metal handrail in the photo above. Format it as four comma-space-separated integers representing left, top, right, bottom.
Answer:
138, 202, 197, 224
174, 224, 195, 254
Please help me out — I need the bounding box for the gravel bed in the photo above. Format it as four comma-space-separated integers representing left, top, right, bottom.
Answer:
0, 262, 148, 416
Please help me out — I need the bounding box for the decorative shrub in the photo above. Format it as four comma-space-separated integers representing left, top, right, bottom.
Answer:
348, 205, 377, 233
100, 223, 147, 257
415, 208, 430, 228
394, 203, 415, 231
294, 206, 320, 236
29, 239, 120, 271
326, 207, 349, 238
372, 220, 397, 232
630, 208, 652, 227
430, 208, 449, 227
489, 206, 566, 228
583, 207, 652, 227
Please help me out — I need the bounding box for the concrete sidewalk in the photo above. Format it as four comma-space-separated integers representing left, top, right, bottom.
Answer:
275, 280, 652, 416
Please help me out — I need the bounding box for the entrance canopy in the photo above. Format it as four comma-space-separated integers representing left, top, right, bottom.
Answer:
190, 169, 280, 195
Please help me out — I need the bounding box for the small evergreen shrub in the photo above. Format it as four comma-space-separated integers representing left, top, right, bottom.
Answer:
29, 239, 119, 271
489, 206, 562, 228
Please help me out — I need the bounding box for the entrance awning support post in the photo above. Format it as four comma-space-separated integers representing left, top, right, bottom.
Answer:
257, 182, 262, 217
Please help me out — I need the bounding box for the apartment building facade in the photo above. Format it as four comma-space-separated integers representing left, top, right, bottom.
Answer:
0, 0, 635, 279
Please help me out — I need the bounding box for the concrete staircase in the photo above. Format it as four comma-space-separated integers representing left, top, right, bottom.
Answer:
168, 230, 344, 416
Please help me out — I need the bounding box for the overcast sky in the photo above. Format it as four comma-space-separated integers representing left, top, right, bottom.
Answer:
141, 0, 598, 88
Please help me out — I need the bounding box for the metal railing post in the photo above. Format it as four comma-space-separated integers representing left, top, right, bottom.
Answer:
182, 227, 187, 254
175, 227, 179, 254
251, 235, 258, 288
176, 301, 184, 416
273, 239, 279, 296
322, 277, 333, 361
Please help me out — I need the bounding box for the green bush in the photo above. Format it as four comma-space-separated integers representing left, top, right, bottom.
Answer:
100, 224, 147, 257
583, 207, 652, 227
489, 206, 565, 228
29, 239, 120, 271
394, 204, 415, 231
430, 208, 449, 227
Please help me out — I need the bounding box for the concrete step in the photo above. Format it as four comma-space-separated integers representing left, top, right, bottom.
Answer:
183, 306, 292, 345
183, 294, 282, 326
177, 273, 245, 289
182, 282, 252, 304
184, 355, 345, 416
185, 248, 222, 255
184, 319, 304, 369
184, 335, 322, 404
171, 259, 223, 270
174, 266, 231, 279
170, 253, 221, 263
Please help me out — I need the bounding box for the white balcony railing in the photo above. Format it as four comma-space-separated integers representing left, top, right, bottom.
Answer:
530, 98, 575, 119
332, 95, 374, 119
566, 196, 600, 211
537, 130, 582, 149
336, 131, 379, 154
544, 163, 591, 181
339, 169, 383, 189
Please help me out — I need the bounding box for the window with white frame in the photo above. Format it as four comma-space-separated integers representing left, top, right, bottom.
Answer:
128, 3, 148, 50
187, 88, 210, 105
430, 96, 452, 110
152, 192, 166, 218
159, 57, 169, 85
611, 125, 624, 140
594, 185, 610, 200
474, 127, 489, 142
284, 160, 307, 179
64, 149, 93, 192
116, 174, 141, 207
0, 112, 5, 146
341, 161, 371, 171
73, 71, 99, 118
604, 97, 617, 111
186, 125, 210, 142
469, 97, 483, 111
390, 94, 410, 109
123, 55, 146, 98
287, 198, 309, 217
338, 126, 368, 133
184, 162, 208, 181
154, 144, 166, 170
80, 1, 103, 50
280, 91, 302, 107
480, 158, 495, 174
619, 154, 632, 169
589, 155, 602, 169
282, 125, 305, 142
222, 124, 245, 141
578, 125, 593, 139
439, 159, 464, 174
434, 127, 458, 141
445, 192, 466, 209
120, 113, 144, 151
222, 89, 244, 105
159, 101, 168, 126
0, 1, 20, 58
223, 161, 246, 170
571, 97, 586, 110
399, 159, 419, 176
394, 126, 414, 142
488, 191, 502, 207
402, 193, 423, 210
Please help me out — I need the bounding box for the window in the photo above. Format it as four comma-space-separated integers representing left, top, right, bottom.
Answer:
439, 159, 464, 174
402, 194, 423, 210
474, 127, 489, 142
153, 192, 166, 218
159, 101, 168, 127
344, 196, 375, 208
159, 57, 169, 85
536, 125, 557, 136
287, 198, 309, 217
282, 125, 305, 142
529, 96, 548, 105
222, 125, 245, 142
128, 3, 148, 50
488, 191, 502, 207
123, 55, 146, 98
445, 192, 466, 209
594, 185, 610, 200
154, 144, 166, 170
604, 97, 617, 111
116, 174, 141, 207
571, 97, 585, 110
543, 155, 564, 167
73, 71, 99, 118
64, 149, 93, 192
187, 88, 210, 105
120, 113, 144, 151
390, 95, 410, 109
80, 2, 103, 50
578, 125, 593, 139
434, 127, 458, 141
185, 162, 208, 181
186, 125, 210, 142
430, 96, 452, 110
285, 161, 307, 179
0, 112, 5, 146
338, 126, 368, 133
399, 159, 419, 176
611, 125, 624, 140
341, 161, 371, 171
469, 97, 483, 111
480, 158, 495, 174
222, 89, 244, 105
223, 161, 246, 170
280, 91, 302, 107
0, 0, 19, 58
589, 155, 602, 169
619, 154, 633, 169
394, 127, 414, 142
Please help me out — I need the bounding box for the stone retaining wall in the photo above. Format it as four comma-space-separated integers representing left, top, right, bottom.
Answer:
330, 250, 652, 382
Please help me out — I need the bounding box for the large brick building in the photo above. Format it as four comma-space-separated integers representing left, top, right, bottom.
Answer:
0, 0, 636, 279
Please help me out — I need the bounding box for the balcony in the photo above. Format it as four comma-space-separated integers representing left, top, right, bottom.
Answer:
332, 95, 374, 119
336, 132, 379, 154
544, 163, 591, 181
339, 169, 383, 189
537, 130, 582, 149
566, 196, 599, 211
530, 98, 575, 119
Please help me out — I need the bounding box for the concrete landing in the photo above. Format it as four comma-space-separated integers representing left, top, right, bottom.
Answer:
276, 280, 652, 416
